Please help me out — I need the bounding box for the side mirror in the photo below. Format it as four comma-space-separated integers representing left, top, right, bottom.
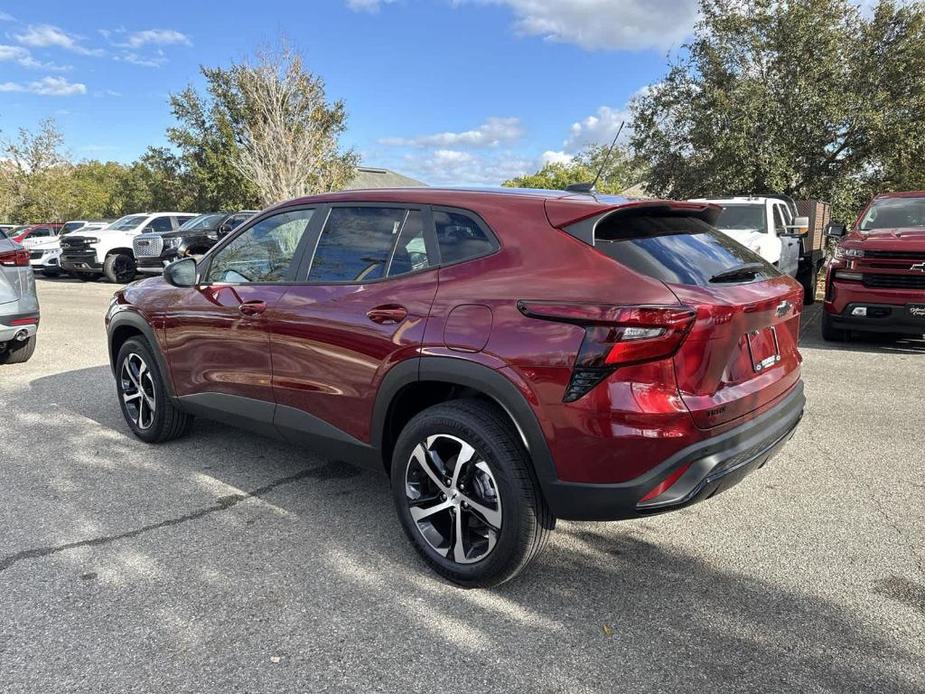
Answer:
825, 222, 847, 238
163, 257, 198, 287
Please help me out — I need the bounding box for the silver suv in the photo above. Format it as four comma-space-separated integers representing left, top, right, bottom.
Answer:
0, 228, 39, 364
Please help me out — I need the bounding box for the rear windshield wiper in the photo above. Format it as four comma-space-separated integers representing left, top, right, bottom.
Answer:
709, 262, 766, 283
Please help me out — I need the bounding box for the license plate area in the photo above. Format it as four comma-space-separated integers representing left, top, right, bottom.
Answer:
747, 327, 780, 373
908, 304, 925, 320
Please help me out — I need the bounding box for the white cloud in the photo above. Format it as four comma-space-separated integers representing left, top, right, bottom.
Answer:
14, 24, 103, 56
540, 150, 573, 165
398, 147, 536, 185
121, 29, 192, 48
563, 105, 630, 151
0, 44, 70, 70
0, 76, 87, 96
0, 12, 15, 22
346, 0, 396, 12
380, 117, 524, 148
118, 52, 168, 68
469, 0, 697, 51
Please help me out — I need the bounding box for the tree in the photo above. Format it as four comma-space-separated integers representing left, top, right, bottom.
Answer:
0, 118, 71, 222
630, 0, 925, 222
168, 43, 357, 207
503, 143, 645, 194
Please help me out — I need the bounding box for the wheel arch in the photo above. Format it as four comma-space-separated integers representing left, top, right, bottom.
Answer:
371, 357, 558, 495
105, 247, 136, 258
107, 311, 175, 397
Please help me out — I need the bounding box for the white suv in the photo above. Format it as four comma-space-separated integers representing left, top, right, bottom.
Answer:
60, 213, 197, 283
29, 221, 110, 277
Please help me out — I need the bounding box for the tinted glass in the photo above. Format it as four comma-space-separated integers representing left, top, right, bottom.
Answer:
147, 217, 173, 232
207, 209, 314, 283
714, 205, 765, 232
434, 210, 497, 264
62, 222, 85, 234
388, 211, 431, 277
180, 214, 225, 231
595, 212, 777, 286
772, 205, 786, 233
309, 207, 408, 283
860, 196, 925, 230
109, 215, 147, 231
31, 228, 52, 237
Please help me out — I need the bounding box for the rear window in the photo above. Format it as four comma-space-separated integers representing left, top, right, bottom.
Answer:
593, 211, 777, 286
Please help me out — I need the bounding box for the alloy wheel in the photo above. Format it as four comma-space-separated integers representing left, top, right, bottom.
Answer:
120, 353, 156, 430
404, 434, 502, 564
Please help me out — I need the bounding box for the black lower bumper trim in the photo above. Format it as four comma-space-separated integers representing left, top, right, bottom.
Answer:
829, 304, 925, 336
543, 382, 805, 521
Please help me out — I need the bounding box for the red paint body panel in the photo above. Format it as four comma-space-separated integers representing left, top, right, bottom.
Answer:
110, 188, 805, 493
268, 269, 438, 441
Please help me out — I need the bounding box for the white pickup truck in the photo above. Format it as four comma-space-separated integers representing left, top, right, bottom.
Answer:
690, 195, 825, 304
60, 212, 197, 283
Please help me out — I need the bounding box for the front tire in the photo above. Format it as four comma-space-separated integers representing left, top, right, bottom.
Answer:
115, 337, 193, 443
104, 253, 136, 284
798, 264, 819, 305
0, 335, 37, 364
390, 399, 553, 588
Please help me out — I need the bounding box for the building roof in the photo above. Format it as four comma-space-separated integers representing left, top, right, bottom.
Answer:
345, 167, 426, 190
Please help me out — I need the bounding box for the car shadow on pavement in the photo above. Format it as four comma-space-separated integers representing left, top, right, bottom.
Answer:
4, 366, 922, 692
799, 304, 925, 355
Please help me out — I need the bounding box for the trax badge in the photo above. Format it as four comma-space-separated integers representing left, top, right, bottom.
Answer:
910, 262, 925, 272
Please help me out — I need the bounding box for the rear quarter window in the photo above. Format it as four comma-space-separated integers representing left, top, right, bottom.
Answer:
593, 211, 778, 286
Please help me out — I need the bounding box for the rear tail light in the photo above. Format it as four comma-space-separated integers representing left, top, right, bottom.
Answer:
0, 248, 30, 267
517, 302, 696, 402
10, 316, 39, 326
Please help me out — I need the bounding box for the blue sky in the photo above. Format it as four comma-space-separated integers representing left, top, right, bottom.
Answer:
0, 0, 700, 185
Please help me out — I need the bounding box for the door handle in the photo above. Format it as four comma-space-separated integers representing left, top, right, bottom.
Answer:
239, 300, 267, 316
367, 304, 408, 324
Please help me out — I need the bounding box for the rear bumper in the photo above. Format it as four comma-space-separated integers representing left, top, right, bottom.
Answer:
0, 312, 40, 343
543, 381, 805, 521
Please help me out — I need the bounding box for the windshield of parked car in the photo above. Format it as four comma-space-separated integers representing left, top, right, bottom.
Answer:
106, 215, 148, 231
714, 205, 767, 232
179, 213, 226, 231
61, 222, 85, 234
859, 197, 925, 230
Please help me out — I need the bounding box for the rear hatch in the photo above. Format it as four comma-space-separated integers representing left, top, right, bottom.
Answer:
580, 203, 803, 429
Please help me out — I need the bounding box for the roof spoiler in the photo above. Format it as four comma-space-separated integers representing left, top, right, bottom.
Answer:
546, 199, 721, 245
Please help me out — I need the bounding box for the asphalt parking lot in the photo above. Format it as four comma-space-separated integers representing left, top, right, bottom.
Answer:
1, 278, 923, 693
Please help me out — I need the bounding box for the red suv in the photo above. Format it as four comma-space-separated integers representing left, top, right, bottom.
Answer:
106, 188, 805, 586
823, 191, 925, 341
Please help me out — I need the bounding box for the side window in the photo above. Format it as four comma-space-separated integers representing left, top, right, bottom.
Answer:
434, 210, 498, 264
176, 215, 196, 228
772, 205, 786, 234
388, 210, 432, 277
32, 228, 52, 237
309, 207, 424, 283
206, 209, 314, 284
149, 216, 173, 233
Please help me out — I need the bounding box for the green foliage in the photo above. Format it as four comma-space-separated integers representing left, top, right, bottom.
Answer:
503, 144, 645, 194
630, 0, 925, 222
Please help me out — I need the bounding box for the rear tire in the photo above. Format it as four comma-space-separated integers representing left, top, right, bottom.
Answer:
115, 337, 193, 443
821, 311, 848, 342
104, 253, 136, 284
0, 335, 37, 364
390, 399, 553, 588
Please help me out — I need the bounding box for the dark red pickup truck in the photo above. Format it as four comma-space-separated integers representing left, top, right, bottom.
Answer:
823, 191, 925, 341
